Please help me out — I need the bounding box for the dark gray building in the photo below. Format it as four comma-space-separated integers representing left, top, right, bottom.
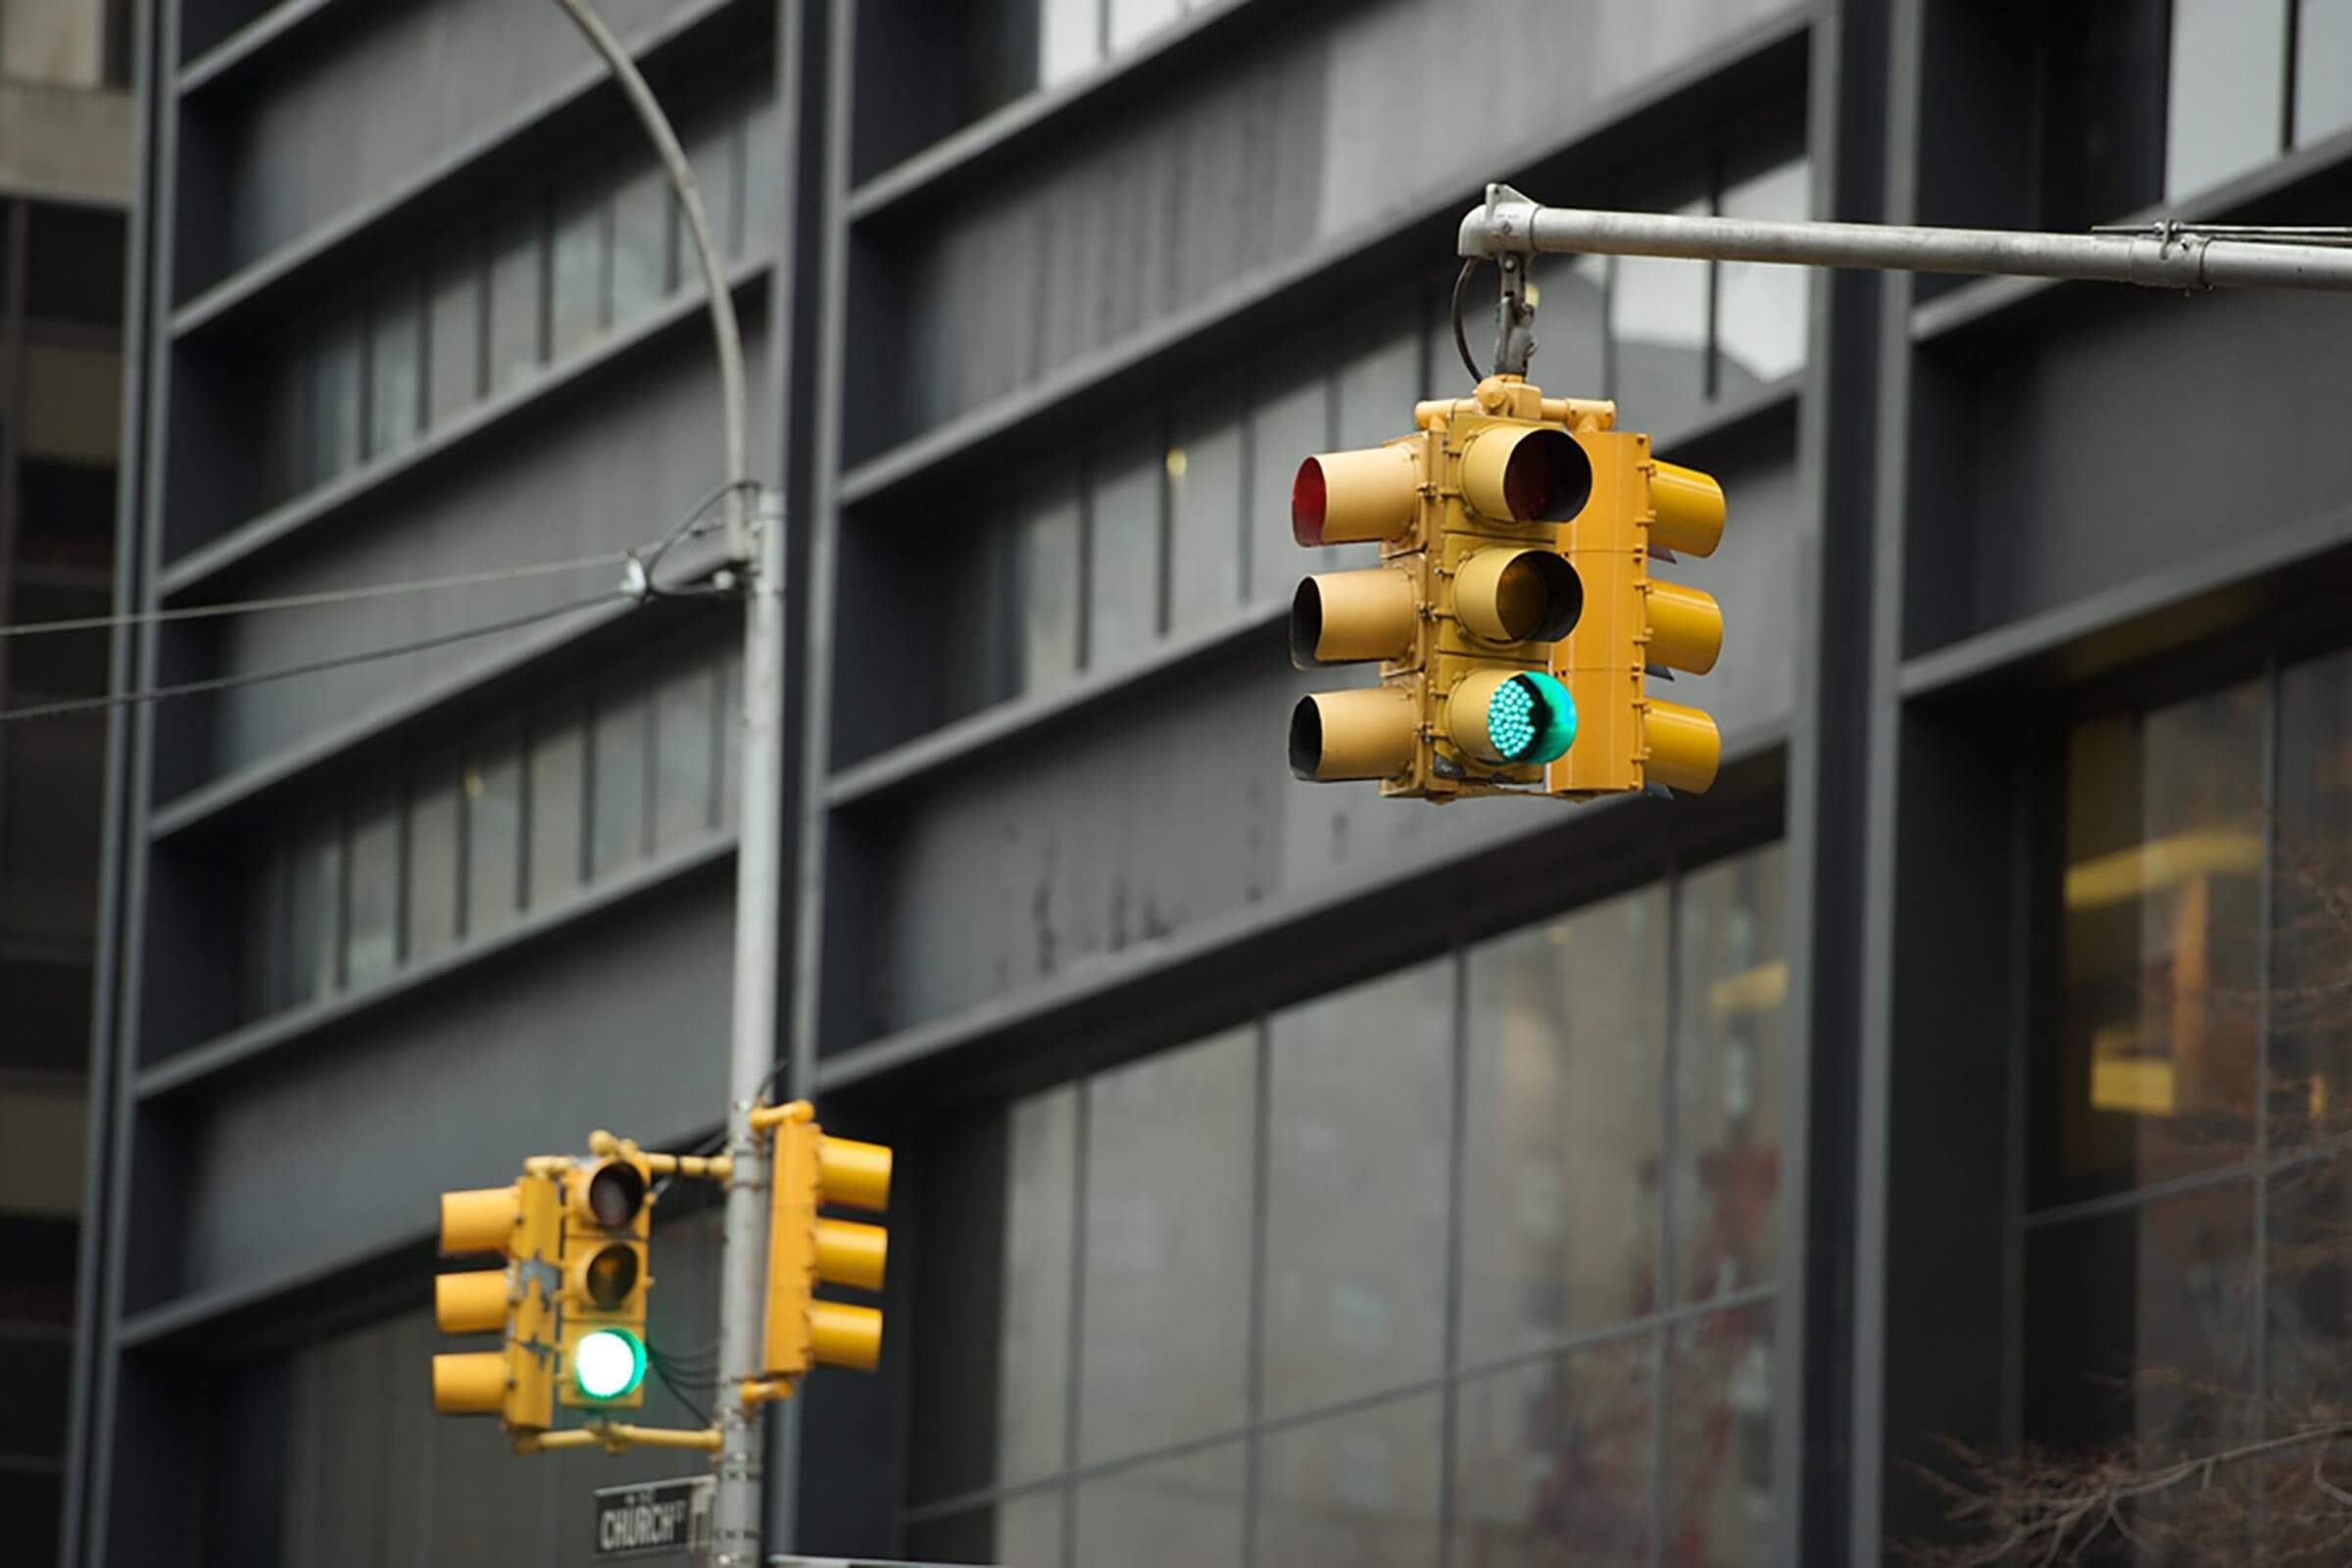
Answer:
64, 0, 2352, 1563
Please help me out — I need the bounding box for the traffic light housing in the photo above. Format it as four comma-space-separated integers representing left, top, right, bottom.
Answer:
432, 1170, 562, 1431
762, 1102, 891, 1381
1549, 421, 1725, 798
1288, 376, 1590, 801
558, 1153, 654, 1409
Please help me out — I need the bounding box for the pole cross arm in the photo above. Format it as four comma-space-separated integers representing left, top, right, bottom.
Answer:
1457, 182, 2352, 293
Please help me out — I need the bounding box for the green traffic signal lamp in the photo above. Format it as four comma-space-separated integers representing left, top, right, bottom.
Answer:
572, 1326, 648, 1401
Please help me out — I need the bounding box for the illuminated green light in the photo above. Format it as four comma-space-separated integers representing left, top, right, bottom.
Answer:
1486, 672, 1577, 764
573, 1327, 647, 1401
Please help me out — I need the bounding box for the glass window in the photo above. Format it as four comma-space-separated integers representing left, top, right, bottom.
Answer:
1001, 1086, 1077, 1485
1716, 160, 1810, 394
2023, 1188, 2257, 1527
463, 739, 521, 941
612, 160, 671, 320
1460, 889, 1668, 1365
2042, 684, 2265, 1207
2165, 0, 2287, 201
1074, 1444, 1246, 1568
488, 208, 546, 396
590, 688, 650, 879
1078, 1028, 1253, 1461
284, 818, 343, 1005
1246, 368, 1329, 607
1452, 1343, 1654, 1568
1013, 470, 1082, 696
2297, 0, 2352, 146
653, 659, 717, 850
2265, 1159, 2352, 1430
1038, 0, 1100, 87
406, 773, 461, 966
683, 121, 743, 266
1263, 960, 1455, 1416
305, 314, 366, 489
344, 794, 402, 988
1108, 0, 1181, 54
1663, 1302, 1775, 1566
943, 518, 1013, 722
1255, 1392, 1444, 1568
368, 283, 423, 461
1611, 199, 1710, 435
1165, 408, 1244, 640
1519, 253, 1607, 398
427, 235, 483, 426
2276, 650, 2352, 1144
1673, 846, 1788, 1303
550, 175, 610, 362
527, 708, 585, 907
1087, 429, 1163, 670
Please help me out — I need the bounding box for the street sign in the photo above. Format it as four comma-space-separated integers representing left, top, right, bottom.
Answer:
592, 1476, 712, 1559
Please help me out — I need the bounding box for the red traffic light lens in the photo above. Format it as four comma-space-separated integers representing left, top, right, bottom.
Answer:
1291, 459, 1328, 547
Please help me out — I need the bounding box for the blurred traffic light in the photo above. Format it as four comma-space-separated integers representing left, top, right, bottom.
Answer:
762, 1102, 891, 1380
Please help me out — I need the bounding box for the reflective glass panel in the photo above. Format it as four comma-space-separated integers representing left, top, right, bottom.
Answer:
1519, 253, 1607, 397
1013, 471, 1082, 696
305, 315, 365, 489
1088, 430, 1163, 670
284, 819, 343, 1005
1078, 1028, 1253, 1461
1039, 0, 1100, 86
406, 774, 460, 965
550, 176, 609, 360
344, 793, 401, 987
1453, 1342, 1654, 1568
1460, 888, 1668, 1364
1716, 160, 1810, 393
1073, 1444, 1246, 1568
1663, 1303, 1774, 1566
1264, 959, 1454, 1415
2165, 0, 2287, 201
2043, 683, 2265, 1207
2274, 649, 2352, 1148
1611, 199, 1710, 435
368, 283, 422, 461
427, 236, 482, 425
488, 210, 545, 395
1001, 1086, 1077, 1484
1256, 1392, 1444, 1568
590, 688, 649, 878
463, 740, 521, 941
1166, 408, 1244, 639
652, 659, 717, 850
684, 121, 742, 264
1673, 845, 1788, 1302
526, 710, 585, 907
612, 161, 671, 319
1108, 0, 1181, 54
2265, 1160, 2352, 1466
2297, 0, 2352, 145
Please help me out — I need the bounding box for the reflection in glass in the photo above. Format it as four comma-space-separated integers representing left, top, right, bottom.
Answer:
1716, 160, 1810, 393
1166, 413, 1244, 639
368, 286, 422, 461
2266, 1161, 2352, 1446
1460, 889, 1667, 1364
1088, 432, 1163, 670
590, 690, 649, 879
2164, 0, 2286, 201
612, 162, 671, 319
463, 741, 521, 941
1079, 1029, 1253, 1461
1257, 1392, 1444, 1568
1108, 0, 1181, 54
344, 794, 402, 988
1453, 1343, 1653, 1568
427, 238, 483, 426
406, 776, 461, 965
551, 178, 610, 361
1001, 1086, 1077, 1485
1013, 473, 1082, 696
284, 820, 343, 1006
527, 712, 585, 907
1264, 960, 1454, 1415
2046, 684, 2264, 1206
1612, 199, 1710, 431
653, 661, 717, 850
1074, 1444, 1246, 1568
489, 211, 545, 395
2024, 1187, 2257, 1550
2298, 0, 2352, 146
1663, 1304, 1773, 1567
1039, 0, 1100, 86
1674, 846, 1788, 1302
306, 315, 365, 489
2275, 649, 2352, 1147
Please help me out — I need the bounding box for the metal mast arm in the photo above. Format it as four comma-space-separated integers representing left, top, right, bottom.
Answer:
1457, 182, 2352, 294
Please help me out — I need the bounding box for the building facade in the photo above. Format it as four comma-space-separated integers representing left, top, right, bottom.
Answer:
67, 0, 2352, 1564
1, 2, 134, 1563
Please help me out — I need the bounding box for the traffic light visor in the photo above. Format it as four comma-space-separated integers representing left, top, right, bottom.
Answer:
1643, 699, 1721, 795
578, 1159, 648, 1228
435, 1269, 509, 1334
1291, 569, 1418, 668
810, 1302, 884, 1371
572, 1327, 648, 1401
1290, 687, 1418, 782
1293, 445, 1421, 547
1462, 426, 1592, 523
1448, 669, 1577, 766
432, 1351, 508, 1414
439, 1185, 519, 1255
1650, 461, 1725, 558
1454, 547, 1581, 645
578, 1242, 640, 1310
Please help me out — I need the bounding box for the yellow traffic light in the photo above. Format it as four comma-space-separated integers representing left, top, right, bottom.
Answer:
558, 1154, 653, 1409
1288, 377, 1589, 800
1550, 418, 1726, 798
432, 1172, 560, 1431
761, 1102, 890, 1380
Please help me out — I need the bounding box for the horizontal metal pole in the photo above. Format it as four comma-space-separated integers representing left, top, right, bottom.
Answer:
1458, 183, 2352, 293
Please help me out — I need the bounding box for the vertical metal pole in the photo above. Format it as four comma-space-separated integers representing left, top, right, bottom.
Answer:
715, 492, 786, 1566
